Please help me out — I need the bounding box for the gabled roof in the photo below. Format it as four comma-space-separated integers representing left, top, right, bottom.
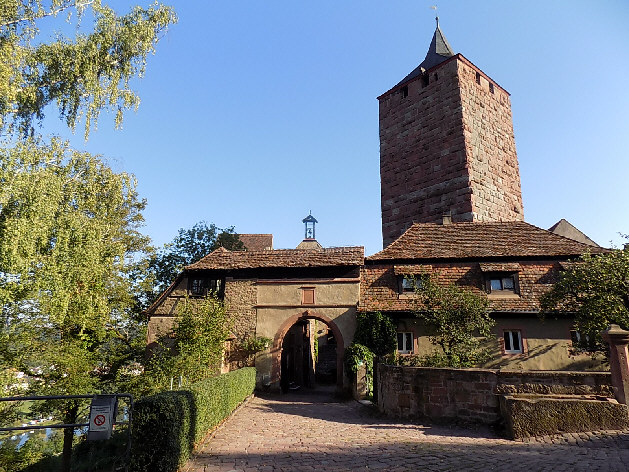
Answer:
187, 246, 364, 270
368, 222, 607, 262
547, 219, 599, 247
238, 233, 273, 251
394, 19, 455, 89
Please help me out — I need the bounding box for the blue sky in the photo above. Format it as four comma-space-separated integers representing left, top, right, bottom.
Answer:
45, 1, 629, 256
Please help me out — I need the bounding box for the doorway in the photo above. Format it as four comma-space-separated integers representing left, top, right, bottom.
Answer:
274, 312, 344, 392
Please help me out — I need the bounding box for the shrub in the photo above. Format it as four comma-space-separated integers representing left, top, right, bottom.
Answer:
353, 312, 397, 357
130, 367, 255, 472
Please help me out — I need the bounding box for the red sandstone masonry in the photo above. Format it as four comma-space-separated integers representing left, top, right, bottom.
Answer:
379, 55, 523, 247
378, 365, 613, 424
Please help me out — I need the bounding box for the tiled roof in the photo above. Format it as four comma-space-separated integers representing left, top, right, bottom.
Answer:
238, 234, 273, 251
187, 246, 364, 270
368, 222, 607, 261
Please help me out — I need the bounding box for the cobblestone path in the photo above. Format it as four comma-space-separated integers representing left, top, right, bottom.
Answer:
184, 390, 629, 472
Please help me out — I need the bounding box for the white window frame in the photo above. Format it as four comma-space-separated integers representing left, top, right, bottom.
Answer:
503, 330, 523, 354
397, 332, 414, 354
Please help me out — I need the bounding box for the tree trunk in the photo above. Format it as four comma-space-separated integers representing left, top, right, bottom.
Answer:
61, 403, 79, 472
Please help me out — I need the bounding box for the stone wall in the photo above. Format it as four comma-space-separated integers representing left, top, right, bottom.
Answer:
457, 59, 523, 222
224, 278, 257, 341
379, 55, 523, 247
378, 364, 613, 424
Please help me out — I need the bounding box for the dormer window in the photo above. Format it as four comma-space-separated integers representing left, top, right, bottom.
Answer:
490, 276, 515, 292
400, 275, 422, 294
394, 265, 431, 296
479, 263, 521, 296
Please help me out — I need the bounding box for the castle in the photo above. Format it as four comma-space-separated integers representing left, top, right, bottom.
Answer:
146, 21, 604, 391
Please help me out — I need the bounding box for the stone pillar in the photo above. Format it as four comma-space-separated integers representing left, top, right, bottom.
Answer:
352, 364, 368, 401
601, 324, 629, 404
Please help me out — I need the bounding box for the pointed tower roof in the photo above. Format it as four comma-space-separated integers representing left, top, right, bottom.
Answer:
395, 18, 455, 88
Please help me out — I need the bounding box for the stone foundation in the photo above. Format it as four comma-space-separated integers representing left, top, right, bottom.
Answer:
500, 394, 629, 439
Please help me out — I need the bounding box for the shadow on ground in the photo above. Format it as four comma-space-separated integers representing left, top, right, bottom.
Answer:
254, 387, 504, 440
189, 437, 629, 472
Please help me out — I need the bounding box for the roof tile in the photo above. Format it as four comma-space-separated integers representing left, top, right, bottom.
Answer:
187, 246, 364, 270
368, 222, 607, 261
238, 234, 273, 251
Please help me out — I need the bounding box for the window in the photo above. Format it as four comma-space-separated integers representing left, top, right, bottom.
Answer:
302, 287, 315, 305
503, 330, 523, 354
397, 332, 413, 354
421, 73, 429, 88
489, 82, 495, 94
486, 274, 518, 294
475, 71, 481, 84
401, 85, 409, 98
399, 275, 423, 294
570, 330, 597, 351
490, 276, 514, 291
189, 278, 223, 297
190, 278, 206, 296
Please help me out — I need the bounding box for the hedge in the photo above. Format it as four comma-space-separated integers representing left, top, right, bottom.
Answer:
130, 367, 256, 472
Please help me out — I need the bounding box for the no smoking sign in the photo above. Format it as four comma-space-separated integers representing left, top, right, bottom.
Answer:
88, 395, 117, 440
93, 414, 106, 427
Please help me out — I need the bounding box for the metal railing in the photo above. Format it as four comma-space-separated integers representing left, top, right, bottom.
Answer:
0, 393, 133, 471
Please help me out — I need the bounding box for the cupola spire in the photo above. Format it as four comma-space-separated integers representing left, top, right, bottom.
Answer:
393, 17, 455, 88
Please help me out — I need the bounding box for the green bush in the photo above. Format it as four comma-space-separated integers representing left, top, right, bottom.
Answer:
130, 367, 255, 472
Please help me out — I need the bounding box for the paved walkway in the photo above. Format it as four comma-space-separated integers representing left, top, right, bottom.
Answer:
185, 389, 629, 472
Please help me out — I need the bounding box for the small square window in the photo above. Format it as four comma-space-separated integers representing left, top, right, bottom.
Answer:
302, 288, 315, 305
503, 330, 523, 354
487, 274, 518, 294
399, 275, 422, 294
397, 332, 413, 354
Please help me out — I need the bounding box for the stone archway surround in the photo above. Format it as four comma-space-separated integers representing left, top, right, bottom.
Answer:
271, 310, 345, 390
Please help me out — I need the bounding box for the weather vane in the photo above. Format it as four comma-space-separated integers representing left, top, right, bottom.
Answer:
430, 5, 439, 26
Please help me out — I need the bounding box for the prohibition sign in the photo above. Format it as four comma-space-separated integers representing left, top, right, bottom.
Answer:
93, 414, 106, 426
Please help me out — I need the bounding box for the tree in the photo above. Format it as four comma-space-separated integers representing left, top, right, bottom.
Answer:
141, 221, 244, 306
541, 241, 629, 352
0, 1, 177, 139
0, 138, 151, 470
414, 275, 494, 368
0, 2, 175, 469
146, 295, 230, 389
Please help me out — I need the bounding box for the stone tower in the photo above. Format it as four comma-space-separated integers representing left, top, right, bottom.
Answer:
379, 20, 524, 247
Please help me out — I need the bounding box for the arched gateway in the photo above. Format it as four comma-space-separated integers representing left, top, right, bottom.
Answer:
271, 311, 345, 391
